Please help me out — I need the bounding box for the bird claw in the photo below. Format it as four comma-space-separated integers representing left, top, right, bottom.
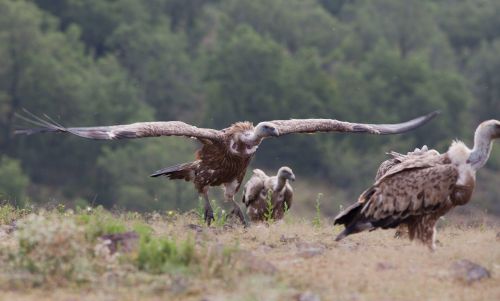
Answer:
230, 207, 249, 227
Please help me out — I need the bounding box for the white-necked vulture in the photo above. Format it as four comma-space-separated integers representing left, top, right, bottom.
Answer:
334, 120, 500, 250
15, 111, 438, 226
242, 167, 295, 222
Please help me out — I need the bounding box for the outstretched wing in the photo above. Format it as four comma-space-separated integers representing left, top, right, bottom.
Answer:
268, 111, 439, 136
14, 112, 222, 141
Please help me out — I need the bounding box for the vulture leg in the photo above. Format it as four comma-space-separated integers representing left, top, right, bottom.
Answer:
407, 215, 439, 251
202, 189, 214, 226
229, 198, 248, 227
224, 181, 248, 227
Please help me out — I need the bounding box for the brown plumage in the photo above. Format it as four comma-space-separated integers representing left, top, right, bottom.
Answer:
375, 146, 441, 238
15, 110, 438, 226
242, 167, 295, 222
334, 120, 500, 250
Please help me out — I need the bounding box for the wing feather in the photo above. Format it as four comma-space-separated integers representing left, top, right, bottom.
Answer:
242, 172, 267, 206
360, 165, 459, 225
375, 148, 442, 181
374, 152, 447, 184
14, 113, 222, 141
268, 111, 439, 136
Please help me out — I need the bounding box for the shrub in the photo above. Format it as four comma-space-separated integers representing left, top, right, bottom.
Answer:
0, 204, 17, 225
312, 193, 323, 228
0, 157, 29, 203
75, 206, 127, 241
136, 234, 195, 274
10, 213, 93, 285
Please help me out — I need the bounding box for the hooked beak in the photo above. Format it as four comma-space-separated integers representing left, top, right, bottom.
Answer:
270, 128, 280, 137
493, 124, 500, 139
289, 174, 296, 182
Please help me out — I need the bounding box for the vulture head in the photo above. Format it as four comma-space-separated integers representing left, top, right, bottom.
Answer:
476, 119, 500, 140
491, 120, 500, 139
277, 166, 295, 182
254, 122, 280, 138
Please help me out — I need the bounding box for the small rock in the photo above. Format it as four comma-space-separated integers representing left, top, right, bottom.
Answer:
335, 240, 359, 251
450, 259, 491, 284
376, 262, 396, 271
186, 223, 204, 232
236, 251, 277, 275
296, 242, 325, 258
295, 291, 321, 301
297, 248, 324, 258
257, 244, 273, 253
296, 242, 326, 250
169, 276, 189, 295
280, 234, 300, 243
100, 231, 139, 254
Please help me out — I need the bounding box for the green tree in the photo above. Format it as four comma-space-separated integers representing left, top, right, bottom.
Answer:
107, 21, 201, 121
215, 0, 343, 54
0, 0, 151, 202
0, 156, 29, 202
338, 0, 454, 69
96, 139, 197, 211
435, 0, 500, 52
466, 40, 500, 123
33, 0, 149, 54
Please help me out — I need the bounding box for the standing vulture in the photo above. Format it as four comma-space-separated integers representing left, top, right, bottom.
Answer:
334, 120, 500, 250
242, 167, 295, 222
15, 111, 438, 226
375, 145, 440, 238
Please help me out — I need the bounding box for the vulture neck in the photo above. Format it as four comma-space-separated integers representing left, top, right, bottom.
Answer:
273, 176, 287, 192
468, 127, 493, 171
241, 132, 264, 146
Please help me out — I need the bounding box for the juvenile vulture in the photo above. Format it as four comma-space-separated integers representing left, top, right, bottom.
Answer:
15, 111, 438, 226
242, 167, 295, 222
334, 120, 500, 250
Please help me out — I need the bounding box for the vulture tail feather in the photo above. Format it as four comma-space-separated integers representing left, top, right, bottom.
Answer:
335, 220, 373, 241
150, 162, 196, 181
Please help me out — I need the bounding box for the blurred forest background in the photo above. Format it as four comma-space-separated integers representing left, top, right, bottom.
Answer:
0, 0, 499, 216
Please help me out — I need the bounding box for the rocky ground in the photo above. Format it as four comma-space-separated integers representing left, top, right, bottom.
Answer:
0, 205, 498, 301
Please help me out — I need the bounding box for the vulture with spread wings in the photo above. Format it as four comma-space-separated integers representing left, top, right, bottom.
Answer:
334, 120, 500, 250
15, 111, 438, 226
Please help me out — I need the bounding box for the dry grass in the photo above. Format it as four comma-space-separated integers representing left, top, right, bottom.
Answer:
0, 207, 499, 301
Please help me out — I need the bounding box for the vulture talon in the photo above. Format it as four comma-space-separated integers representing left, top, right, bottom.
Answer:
230, 206, 248, 227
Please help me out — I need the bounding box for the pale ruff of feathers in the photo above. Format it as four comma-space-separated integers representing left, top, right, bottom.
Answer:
447, 140, 475, 185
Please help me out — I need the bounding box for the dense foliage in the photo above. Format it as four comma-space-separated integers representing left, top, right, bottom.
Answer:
1, 0, 499, 214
